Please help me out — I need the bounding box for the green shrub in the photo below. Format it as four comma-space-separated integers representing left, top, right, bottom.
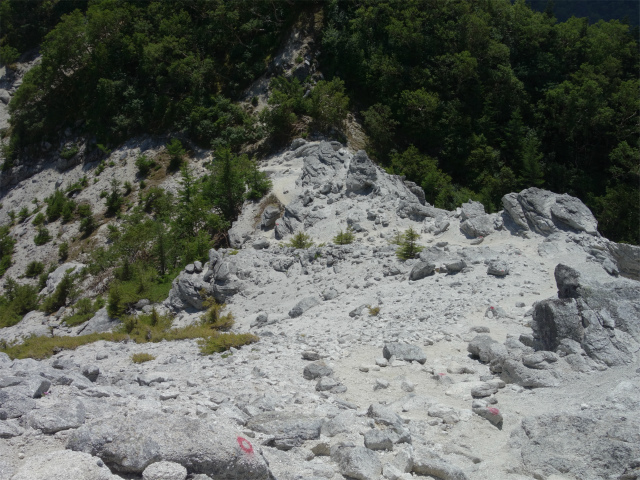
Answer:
307, 78, 349, 133
58, 242, 69, 261
32, 212, 45, 226
34, 226, 51, 246
131, 352, 155, 363
0, 225, 15, 277
45, 190, 75, 223
18, 207, 30, 223
0, 278, 40, 328
7, 210, 16, 224
95, 162, 106, 176
64, 297, 103, 326
396, 227, 423, 260
135, 154, 155, 178
79, 215, 96, 236
333, 226, 355, 245
25, 261, 44, 277
40, 271, 76, 314
286, 231, 314, 249
65, 176, 88, 195
105, 179, 123, 216
201, 302, 234, 331
167, 138, 185, 172
123, 181, 133, 196
77, 204, 92, 218
60, 145, 79, 160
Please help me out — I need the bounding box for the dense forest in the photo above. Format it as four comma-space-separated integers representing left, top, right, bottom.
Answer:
0, 0, 638, 244
528, 1, 639, 26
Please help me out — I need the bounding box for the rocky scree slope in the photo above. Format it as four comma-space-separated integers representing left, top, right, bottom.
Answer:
0, 140, 639, 480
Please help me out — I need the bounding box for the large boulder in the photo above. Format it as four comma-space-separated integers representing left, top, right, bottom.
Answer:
531, 264, 640, 366
67, 410, 273, 478
40, 263, 84, 296
165, 270, 210, 311
10, 450, 121, 480
502, 188, 598, 236
77, 308, 121, 335
411, 447, 468, 480
260, 205, 280, 230
409, 261, 435, 281
345, 150, 377, 194
513, 403, 640, 480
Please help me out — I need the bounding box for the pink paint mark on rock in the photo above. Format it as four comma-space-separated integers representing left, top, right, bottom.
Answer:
487, 407, 500, 415
237, 436, 254, 455
438, 373, 446, 376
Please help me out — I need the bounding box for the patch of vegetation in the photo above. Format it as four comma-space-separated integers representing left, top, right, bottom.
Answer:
0, 278, 39, 328
104, 179, 123, 216
40, 270, 77, 314
65, 176, 88, 195
59, 145, 79, 160
367, 305, 381, 316
135, 154, 156, 178
333, 226, 355, 245
261, 76, 350, 143
131, 352, 155, 363
58, 242, 69, 261
0, 225, 15, 277
32, 212, 45, 226
286, 231, 314, 249
64, 297, 103, 327
25, 261, 44, 278
18, 206, 30, 223
166, 139, 186, 172
198, 332, 259, 355
201, 299, 234, 331
396, 227, 423, 260
44, 190, 75, 223
33, 226, 51, 246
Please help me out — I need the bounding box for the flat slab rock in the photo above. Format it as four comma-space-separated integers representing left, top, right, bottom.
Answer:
382, 343, 427, 364
10, 450, 121, 480
67, 410, 272, 479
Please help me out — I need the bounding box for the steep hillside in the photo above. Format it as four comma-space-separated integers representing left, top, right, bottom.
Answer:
0, 140, 639, 480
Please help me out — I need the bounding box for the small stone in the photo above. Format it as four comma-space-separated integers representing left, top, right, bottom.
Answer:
375, 358, 388, 367
374, 379, 390, 391
401, 380, 415, 392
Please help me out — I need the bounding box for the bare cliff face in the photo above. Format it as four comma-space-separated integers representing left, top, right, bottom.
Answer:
1, 139, 639, 480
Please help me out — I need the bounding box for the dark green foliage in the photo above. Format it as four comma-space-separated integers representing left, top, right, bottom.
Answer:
528, 1, 639, 26
105, 179, 123, 216
65, 176, 88, 195
60, 145, 79, 160
40, 271, 76, 314
34, 226, 51, 246
0, 278, 39, 328
8, 1, 298, 147
25, 261, 44, 278
64, 297, 101, 327
135, 155, 155, 178
0, 226, 16, 277
58, 242, 69, 261
307, 78, 349, 132
32, 212, 45, 226
322, 0, 639, 243
45, 190, 75, 223
261, 76, 350, 141
166, 139, 186, 172
18, 207, 29, 223
396, 228, 423, 260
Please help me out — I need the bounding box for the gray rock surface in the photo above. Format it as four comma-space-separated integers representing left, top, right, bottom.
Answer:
245, 411, 322, 450
382, 343, 426, 364
142, 461, 188, 480
26, 399, 85, 433
288, 296, 321, 318
331, 445, 382, 480
10, 450, 121, 480
67, 410, 273, 478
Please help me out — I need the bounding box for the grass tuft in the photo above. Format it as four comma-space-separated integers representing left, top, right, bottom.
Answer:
131, 352, 155, 363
